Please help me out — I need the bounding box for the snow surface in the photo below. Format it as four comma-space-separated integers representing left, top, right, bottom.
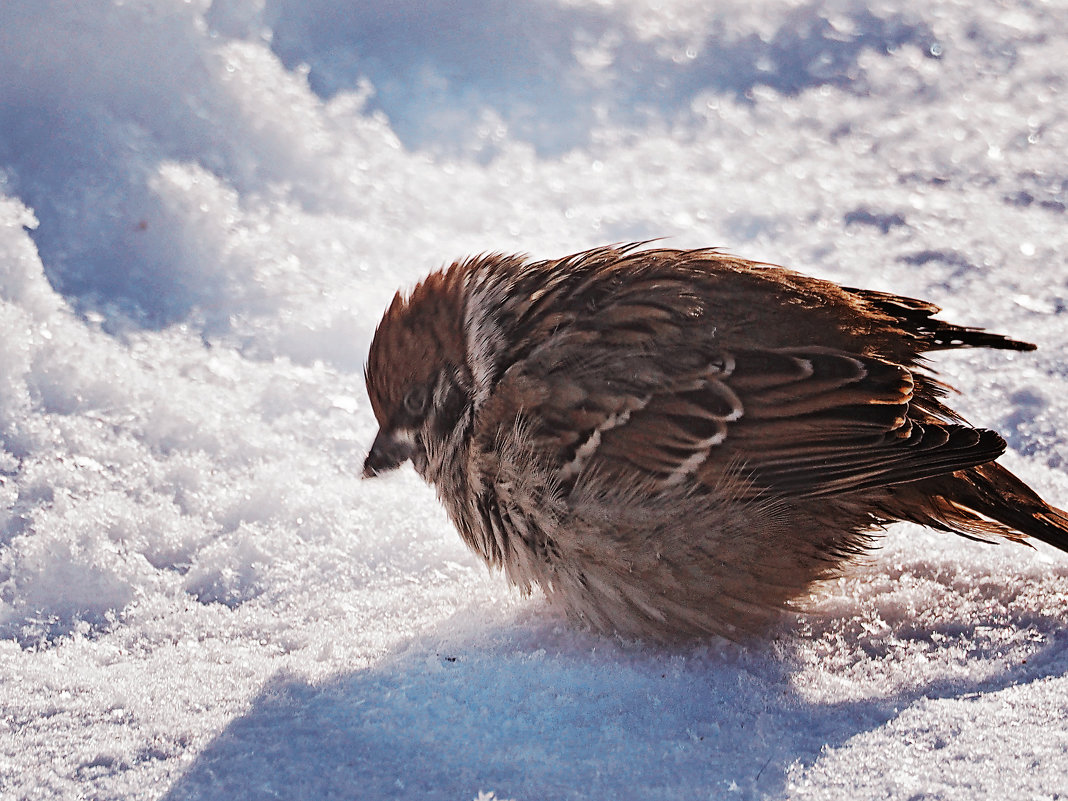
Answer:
1, 0, 1067, 798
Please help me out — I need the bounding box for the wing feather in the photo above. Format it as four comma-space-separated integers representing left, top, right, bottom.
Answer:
470, 248, 1008, 504
485, 343, 1004, 501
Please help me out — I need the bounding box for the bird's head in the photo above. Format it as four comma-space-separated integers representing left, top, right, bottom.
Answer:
363, 266, 471, 479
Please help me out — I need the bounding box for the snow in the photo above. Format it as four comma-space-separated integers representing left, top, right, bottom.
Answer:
1, 0, 1067, 798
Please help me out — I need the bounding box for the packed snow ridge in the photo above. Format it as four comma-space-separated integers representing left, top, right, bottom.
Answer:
1, 1, 1066, 799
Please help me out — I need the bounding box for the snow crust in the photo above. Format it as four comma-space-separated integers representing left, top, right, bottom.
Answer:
1, 1, 1067, 798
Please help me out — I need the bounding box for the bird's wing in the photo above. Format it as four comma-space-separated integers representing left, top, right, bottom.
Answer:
471, 247, 1006, 501
843, 286, 1036, 352
480, 343, 1005, 501
679, 347, 1004, 498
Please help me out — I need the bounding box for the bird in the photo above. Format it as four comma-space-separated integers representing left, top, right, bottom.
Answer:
362, 244, 1068, 641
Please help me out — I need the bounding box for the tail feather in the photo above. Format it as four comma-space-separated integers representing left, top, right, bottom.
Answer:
1033, 510, 1068, 552
885, 462, 1068, 554
962, 462, 1068, 552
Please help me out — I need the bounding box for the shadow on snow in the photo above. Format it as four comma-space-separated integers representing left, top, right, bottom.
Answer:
159, 595, 1068, 801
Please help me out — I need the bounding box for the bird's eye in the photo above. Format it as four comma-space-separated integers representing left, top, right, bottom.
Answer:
403, 386, 429, 417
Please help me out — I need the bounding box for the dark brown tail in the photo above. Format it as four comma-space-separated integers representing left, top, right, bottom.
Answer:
885, 462, 1068, 553
959, 462, 1068, 553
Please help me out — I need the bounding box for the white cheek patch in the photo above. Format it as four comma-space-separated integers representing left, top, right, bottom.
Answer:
394, 427, 417, 446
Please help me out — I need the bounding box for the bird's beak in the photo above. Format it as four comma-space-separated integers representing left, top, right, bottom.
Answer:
362, 429, 415, 478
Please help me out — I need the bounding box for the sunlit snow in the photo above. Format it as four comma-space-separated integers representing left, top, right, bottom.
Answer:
2, 1, 1067, 799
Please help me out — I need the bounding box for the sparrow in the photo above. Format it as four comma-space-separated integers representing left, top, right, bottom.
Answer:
362, 244, 1068, 641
